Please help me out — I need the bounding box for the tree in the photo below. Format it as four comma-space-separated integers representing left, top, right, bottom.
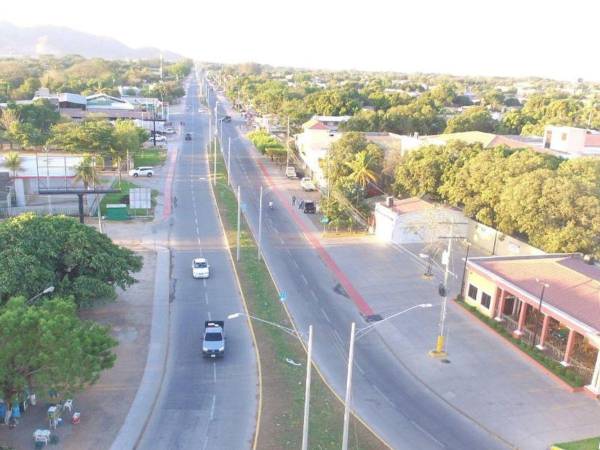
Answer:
345, 150, 379, 202
0, 214, 143, 306
0, 108, 20, 148
73, 156, 100, 190
2, 151, 22, 178
444, 107, 498, 133
113, 120, 143, 183
0, 296, 117, 410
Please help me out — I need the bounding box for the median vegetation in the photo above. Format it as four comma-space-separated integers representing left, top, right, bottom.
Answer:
209, 144, 387, 450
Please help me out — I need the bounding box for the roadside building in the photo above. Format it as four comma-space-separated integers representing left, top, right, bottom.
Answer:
464, 253, 600, 394
542, 125, 600, 158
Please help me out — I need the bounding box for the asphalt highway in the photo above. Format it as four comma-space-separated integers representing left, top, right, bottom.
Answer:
204, 72, 509, 450
137, 75, 257, 450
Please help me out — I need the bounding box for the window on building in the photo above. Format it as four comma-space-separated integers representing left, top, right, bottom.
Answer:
481, 292, 491, 309
468, 284, 478, 300
561, 132, 568, 141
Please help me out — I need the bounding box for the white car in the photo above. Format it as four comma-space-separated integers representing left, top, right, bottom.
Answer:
163, 127, 176, 134
192, 258, 210, 279
129, 166, 154, 177
148, 134, 167, 142
300, 177, 316, 191
285, 166, 297, 178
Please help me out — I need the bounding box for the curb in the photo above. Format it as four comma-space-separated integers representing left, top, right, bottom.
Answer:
109, 247, 171, 450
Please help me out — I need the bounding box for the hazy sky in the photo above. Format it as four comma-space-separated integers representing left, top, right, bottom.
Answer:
3, 0, 599, 81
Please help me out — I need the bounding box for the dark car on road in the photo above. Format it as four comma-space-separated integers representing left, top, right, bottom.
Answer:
223, 115, 232, 123
303, 200, 316, 214
185, 132, 192, 141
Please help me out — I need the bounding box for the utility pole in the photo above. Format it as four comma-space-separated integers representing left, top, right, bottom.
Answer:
301, 325, 313, 450
258, 185, 263, 260
228, 137, 231, 186
341, 322, 356, 450
97, 193, 103, 233
430, 230, 453, 358
236, 185, 241, 262
286, 116, 290, 167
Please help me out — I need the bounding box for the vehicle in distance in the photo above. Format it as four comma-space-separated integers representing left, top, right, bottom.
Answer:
203, 321, 225, 358
303, 200, 316, 214
185, 132, 192, 141
164, 127, 176, 134
223, 115, 232, 123
285, 166, 297, 178
192, 257, 210, 279
148, 134, 167, 142
300, 177, 316, 191
129, 166, 154, 177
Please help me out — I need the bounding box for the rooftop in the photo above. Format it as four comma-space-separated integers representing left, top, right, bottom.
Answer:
468, 254, 600, 334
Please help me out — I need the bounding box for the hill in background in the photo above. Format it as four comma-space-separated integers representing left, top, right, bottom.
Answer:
0, 21, 183, 61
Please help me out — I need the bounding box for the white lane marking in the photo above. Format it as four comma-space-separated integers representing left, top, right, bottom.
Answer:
320, 307, 331, 324
207, 311, 212, 320
204, 292, 209, 305
203, 279, 207, 288
373, 384, 386, 398
212, 363, 217, 384
333, 329, 344, 345
196, 226, 200, 235
410, 420, 445, 448
309, 290, 318, 302
210, 393, 216, 419
278, 236, 284, 245
356, 362, 366, 376
300, 273, 308, 285
292, 259, 300, 269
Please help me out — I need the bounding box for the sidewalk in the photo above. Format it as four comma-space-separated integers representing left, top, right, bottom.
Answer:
0, 101, 182, 450
237, 121, 600, 449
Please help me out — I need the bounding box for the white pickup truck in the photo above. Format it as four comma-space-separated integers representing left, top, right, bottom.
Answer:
300, 177, 316, 191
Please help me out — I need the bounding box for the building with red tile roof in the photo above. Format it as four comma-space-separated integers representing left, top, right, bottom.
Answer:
464, 253, 600, 395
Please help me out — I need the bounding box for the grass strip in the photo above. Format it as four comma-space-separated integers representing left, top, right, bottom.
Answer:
133, 148, 167, 167
552, 437, 600, 450
209, 144, 388, 450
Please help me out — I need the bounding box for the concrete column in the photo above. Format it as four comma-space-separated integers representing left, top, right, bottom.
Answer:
561, 329, 576, 367
514, 300, 527, 337
494, 289, 506, 322
586, 348, 600, 396
536, 315, 551, 350
14, 178, 25, 206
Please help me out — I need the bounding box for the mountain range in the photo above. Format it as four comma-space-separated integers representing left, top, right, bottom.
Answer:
0, 22, 184, 61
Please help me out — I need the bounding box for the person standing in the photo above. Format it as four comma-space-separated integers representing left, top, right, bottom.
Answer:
292, 195, 296, 206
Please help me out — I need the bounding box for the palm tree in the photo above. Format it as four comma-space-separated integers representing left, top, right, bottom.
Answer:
345, 150, 378, 203
73, 156, 100, 190
2, 151, 22, 178
0, 109, 20, 149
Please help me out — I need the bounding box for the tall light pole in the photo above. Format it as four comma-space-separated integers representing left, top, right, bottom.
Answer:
258, 185, 263, 260
27, 286, 55, 305
227, 137, 232, 186
430, 234, 452, 358
236, 185, 241, 262
341, 303, 433, 450
228, 313, 313, 450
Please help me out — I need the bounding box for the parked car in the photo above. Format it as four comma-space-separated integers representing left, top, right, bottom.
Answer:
300, 177, 316, 191
285, 166, 297, 178
185, 132, 192, 141
223, 115, 232, 123
303, 200, 316, 214
149, 134, 167, 142
192, 257, 210, 279
164, 127, 176, 134
129, 166, 154, 177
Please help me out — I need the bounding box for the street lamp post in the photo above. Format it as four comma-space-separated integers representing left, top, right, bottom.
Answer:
460, 241, 471, 298
27, 286, 55, 305
341, 303, 433, 450
228, 313, 313, 450
532, 279, 550, 349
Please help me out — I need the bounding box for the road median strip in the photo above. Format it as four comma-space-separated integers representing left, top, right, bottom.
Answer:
208, 143, 388, 450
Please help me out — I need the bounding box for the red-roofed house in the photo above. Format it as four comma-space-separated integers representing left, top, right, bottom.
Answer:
464, 253, 600, 395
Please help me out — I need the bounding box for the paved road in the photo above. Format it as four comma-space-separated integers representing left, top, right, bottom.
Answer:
138, 75, 257, 450
203, 73, 509, 450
